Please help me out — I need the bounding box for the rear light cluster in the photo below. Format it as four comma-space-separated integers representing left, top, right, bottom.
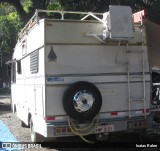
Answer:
143, 109, 150, 113
111, 112, 118, 116
55, 127, 71, 134
110, 109, 150, 117
45, 117, 55, 120
44, 116, 65, 121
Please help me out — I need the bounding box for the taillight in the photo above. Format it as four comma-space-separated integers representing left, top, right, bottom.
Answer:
45, 117, 55, 120
143, 109, 150, 114
111, 112, 118, 116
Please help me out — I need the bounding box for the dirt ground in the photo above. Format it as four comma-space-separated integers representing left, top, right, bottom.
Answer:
1, 97, 160, 151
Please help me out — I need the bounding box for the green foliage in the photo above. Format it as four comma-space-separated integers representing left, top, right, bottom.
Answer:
59, 0, 102, 12
7, 12, 23, 31
24, 0, 33, 13
46, 0, 63, 18
55, 0, 160, 23
0, 1, 30, 56
0, 16, 17, 54
48, 0, 63, 11
0, 2, 21, 55
0, 0, 160, 57
0, 3, 15, 16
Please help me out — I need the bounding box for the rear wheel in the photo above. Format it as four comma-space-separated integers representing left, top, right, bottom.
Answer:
63, 81, 102, 122
30, 117, 44, 142
20, 120, 29, 128
153, 111, 160, 123
10, 99, 16, 113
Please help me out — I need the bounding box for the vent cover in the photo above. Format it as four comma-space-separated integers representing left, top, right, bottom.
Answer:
30, 50, 39, 74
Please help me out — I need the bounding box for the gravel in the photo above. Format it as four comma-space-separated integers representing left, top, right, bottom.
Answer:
0, 97, 30, 142
0, 97, 57, 151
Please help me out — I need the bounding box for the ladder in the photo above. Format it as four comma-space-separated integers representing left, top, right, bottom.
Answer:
127, 14, 146, 119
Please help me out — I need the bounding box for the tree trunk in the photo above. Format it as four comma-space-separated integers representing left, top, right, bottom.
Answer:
0, 0, 29, 23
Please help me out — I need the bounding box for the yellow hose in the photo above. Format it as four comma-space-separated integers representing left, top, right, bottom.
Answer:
70, 115, 97, 131
67, 113, 100, 144
70, 114, 99, 135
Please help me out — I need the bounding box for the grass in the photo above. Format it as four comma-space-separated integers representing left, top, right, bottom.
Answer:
0, 88, 11, 95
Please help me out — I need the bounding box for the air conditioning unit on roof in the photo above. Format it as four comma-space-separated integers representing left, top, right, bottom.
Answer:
103, 5, 134, 40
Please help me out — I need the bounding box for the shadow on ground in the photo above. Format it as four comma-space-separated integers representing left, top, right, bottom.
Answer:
0, 102, 11, 115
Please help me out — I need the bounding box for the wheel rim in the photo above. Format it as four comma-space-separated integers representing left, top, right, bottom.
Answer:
73, 90, 95, 113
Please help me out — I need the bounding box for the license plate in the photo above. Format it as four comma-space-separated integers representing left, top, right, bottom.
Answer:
95, 124, 114, 133
128, 121, 147, 129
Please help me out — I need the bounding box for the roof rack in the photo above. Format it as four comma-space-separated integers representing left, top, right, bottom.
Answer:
18, 9, 104, 41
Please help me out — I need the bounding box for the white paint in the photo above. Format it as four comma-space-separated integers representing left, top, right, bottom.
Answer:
11, 8, 151, 139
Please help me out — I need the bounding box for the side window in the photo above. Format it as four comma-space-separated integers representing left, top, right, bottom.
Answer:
22, 40, 27, 56
11, 62, 16, 83
30, 50, 39, 74
17, 60, 22, 74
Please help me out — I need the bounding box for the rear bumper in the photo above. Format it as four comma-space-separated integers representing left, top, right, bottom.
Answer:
41, 115, 153, 138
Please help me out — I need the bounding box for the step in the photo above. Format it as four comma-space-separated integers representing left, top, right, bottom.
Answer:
127, 50, 143, 53
129, 114, 146, 118
130, 98, 144, 102
129, 75, 144, 79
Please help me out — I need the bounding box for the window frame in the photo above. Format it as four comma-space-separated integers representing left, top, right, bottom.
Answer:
11, 61, 16, 83
17, 60, 22, 75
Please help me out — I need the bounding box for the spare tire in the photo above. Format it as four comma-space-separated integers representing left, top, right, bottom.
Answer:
63, 81, 102, 122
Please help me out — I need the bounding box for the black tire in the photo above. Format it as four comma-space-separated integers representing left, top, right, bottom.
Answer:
30, 117, 44, 142
12, 104, 16, 113
20, 120, 29, 128
10, 99, 16, 113
63, 81, 102, 122
153, 111, 160, 123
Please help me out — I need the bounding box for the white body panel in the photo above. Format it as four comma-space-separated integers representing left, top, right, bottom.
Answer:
11, 16, 151, 138
45, 45, 149, 75
46, 82, 151, 116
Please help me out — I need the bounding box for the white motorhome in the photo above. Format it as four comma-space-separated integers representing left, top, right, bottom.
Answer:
11, 5, 157, 142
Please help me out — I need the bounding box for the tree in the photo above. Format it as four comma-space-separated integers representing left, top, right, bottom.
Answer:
0, 0, 160, 23
58, 0, 160, 23
0, 0, 160, 56
0, 0, 28, 22
0, 0, 52, 23
0, 16, 17, 54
